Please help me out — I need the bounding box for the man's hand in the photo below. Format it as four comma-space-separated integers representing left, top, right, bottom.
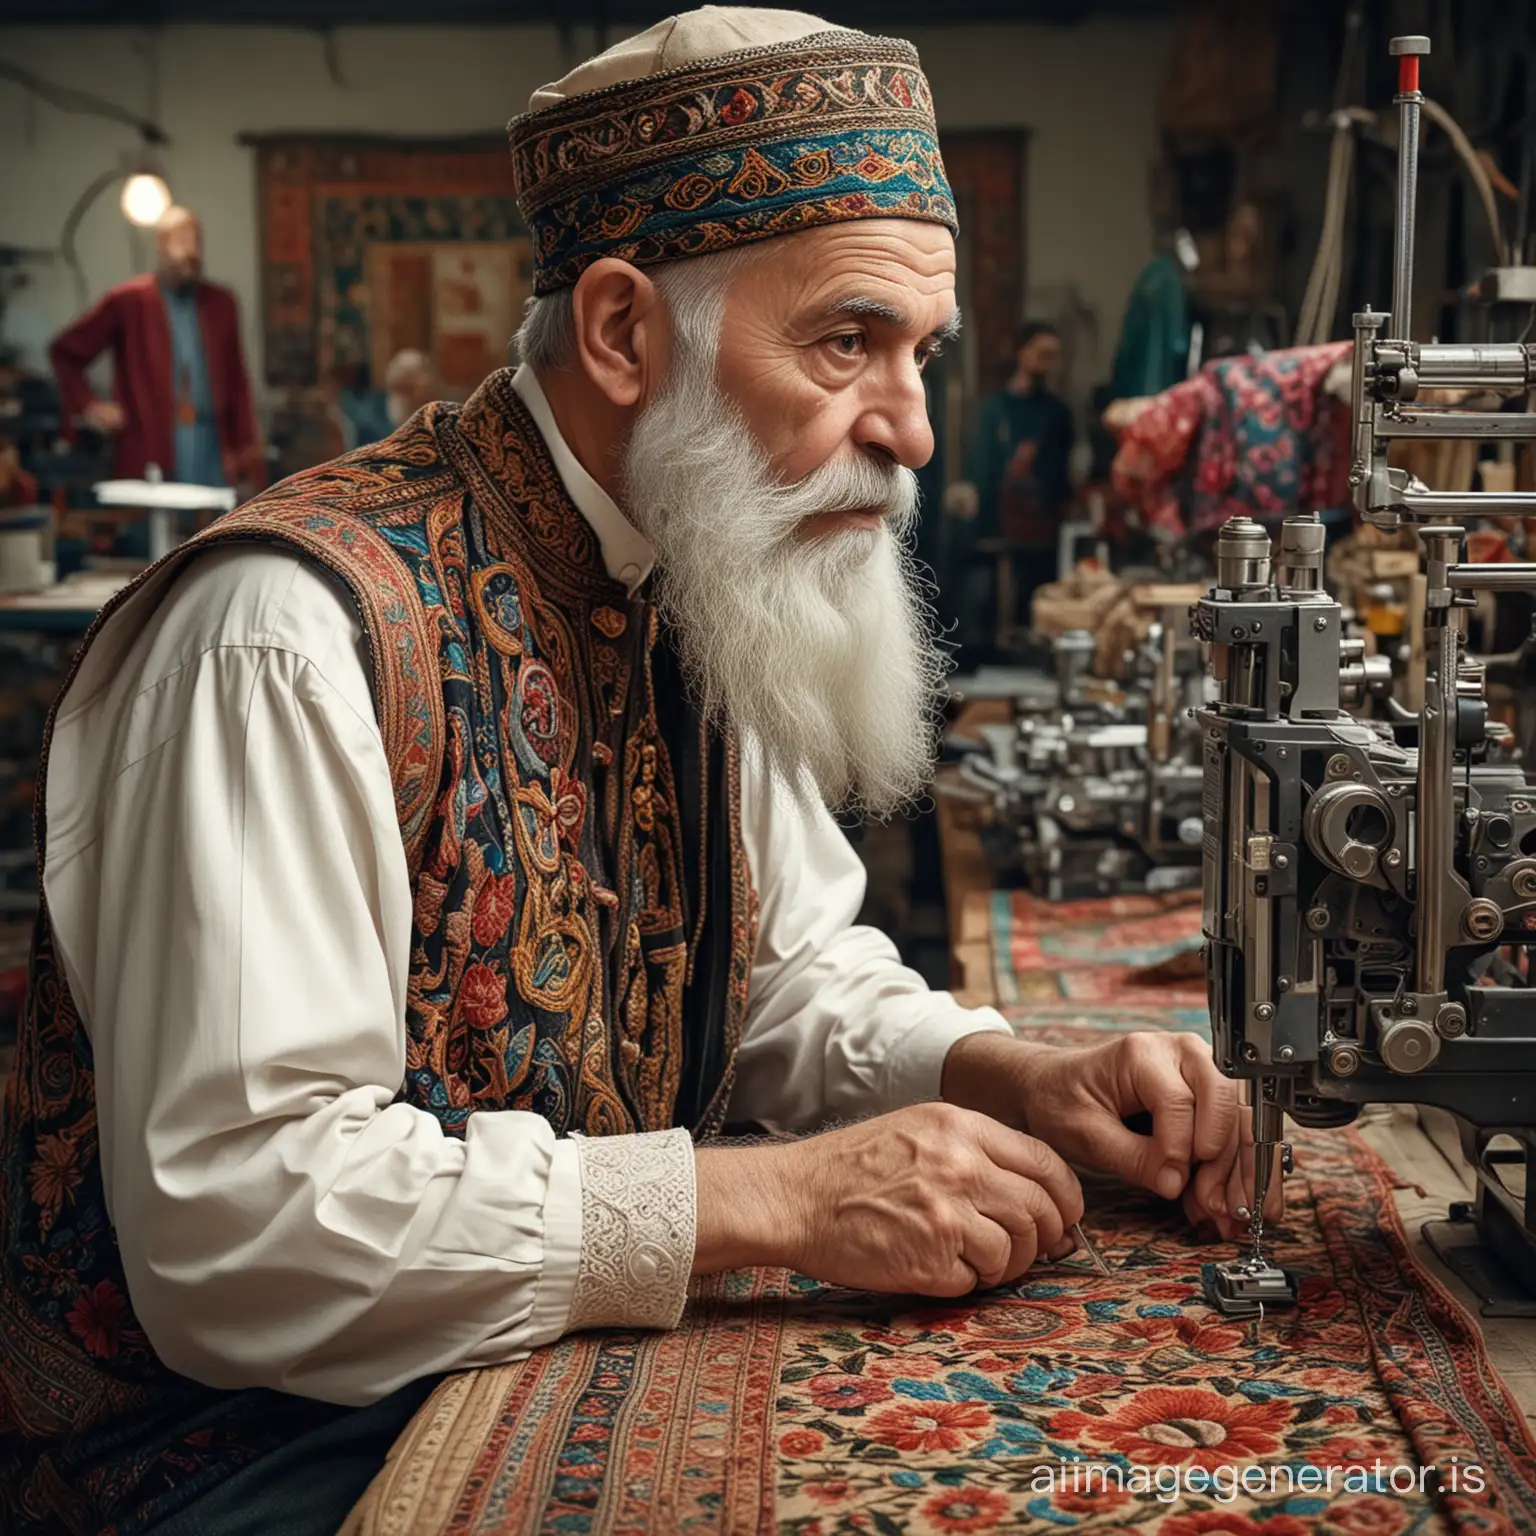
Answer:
942, 1031, 1283, 1242
84, 400, 126, 433
693, 1103, 1084, 1294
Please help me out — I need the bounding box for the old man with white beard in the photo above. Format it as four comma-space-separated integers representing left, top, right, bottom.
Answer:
0, 10, 1279, 1534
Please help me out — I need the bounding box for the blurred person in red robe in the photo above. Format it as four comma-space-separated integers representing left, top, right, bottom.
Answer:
49, 206, 265, 497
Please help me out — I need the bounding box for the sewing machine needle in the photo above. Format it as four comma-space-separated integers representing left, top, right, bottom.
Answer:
1073, 1222, 1112, 1275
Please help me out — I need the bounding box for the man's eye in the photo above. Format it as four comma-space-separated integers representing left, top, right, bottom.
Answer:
916, 341, 944, 371
828, 333, 865, 357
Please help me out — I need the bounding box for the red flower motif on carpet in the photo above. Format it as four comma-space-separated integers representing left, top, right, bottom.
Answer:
1121, 1316, 1246, 1353
67, 1280, 128, 1358
1161, 1514, 1309, 1536
1304, 1432, 1402, 1467
1143, 1283, 1200, 1302
1325, 1495, 1407, 1536
779, 1429, 825, 1457
866, 1401, 992, 1453
1063, 1372, 1125, 1399
1048, 1387, 1292, 1469
868, 1353, 941, 1380
920, 1487, 1009, 1532
801, 1478, 853, 1507
807, 1374, 893, 1411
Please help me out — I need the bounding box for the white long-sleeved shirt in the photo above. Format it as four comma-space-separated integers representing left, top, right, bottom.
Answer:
42, 366, 1009, 1406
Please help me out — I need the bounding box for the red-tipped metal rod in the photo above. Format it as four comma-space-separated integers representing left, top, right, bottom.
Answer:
1389, 36, 1431, 340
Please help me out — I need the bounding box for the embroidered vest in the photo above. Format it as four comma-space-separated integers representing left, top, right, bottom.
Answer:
0, 372, 756, 1533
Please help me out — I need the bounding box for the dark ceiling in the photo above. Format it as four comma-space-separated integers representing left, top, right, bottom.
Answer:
0, 0, 1178, 24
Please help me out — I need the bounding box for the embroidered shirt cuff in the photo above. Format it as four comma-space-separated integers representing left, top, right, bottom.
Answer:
880, 1001, 1013, 1109
566, 1127, 696, 1333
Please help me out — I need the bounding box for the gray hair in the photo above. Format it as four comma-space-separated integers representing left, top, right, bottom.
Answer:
512, 247, 759, 373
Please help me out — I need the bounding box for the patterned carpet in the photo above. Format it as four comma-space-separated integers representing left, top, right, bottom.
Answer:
343, 899, 1536, 1536
989, 890, 1207, 1008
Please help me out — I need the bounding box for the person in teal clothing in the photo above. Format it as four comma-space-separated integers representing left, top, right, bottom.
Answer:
1108, 241, 1194, 402
946, 321, 1075, 650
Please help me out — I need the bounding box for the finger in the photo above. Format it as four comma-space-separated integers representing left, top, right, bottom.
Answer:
972, 1168, 1070, 1276
1116, 1036, 1197, 1196
959, 1213, 1016, 1291
931, 1256, 981, 1298
974, 1121, 1085, 1226
1178, 1038, 1240, 1163
1183, 1148, 1231, 1225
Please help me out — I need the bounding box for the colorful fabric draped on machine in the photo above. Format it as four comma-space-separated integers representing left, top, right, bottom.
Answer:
1110, 342, 1352, 539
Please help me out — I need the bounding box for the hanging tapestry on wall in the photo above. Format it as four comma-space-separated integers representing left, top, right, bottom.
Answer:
244, 134, 531, 475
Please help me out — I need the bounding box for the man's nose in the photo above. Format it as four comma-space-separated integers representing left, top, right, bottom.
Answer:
853, 370, 934, 471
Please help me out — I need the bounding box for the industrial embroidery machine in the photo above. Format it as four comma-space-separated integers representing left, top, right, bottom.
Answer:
1199, 35, 1536, 1319
945, 622, 1211, 901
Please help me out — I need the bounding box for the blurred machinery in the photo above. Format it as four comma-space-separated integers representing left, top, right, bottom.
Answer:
945, 622, 1214, 900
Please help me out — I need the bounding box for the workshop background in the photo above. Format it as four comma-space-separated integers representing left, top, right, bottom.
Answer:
7, 0, 1536, 1529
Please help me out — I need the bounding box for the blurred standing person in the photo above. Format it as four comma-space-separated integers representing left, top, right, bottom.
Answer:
384, 348, 441, 427
946, 321, 1074, 648
49, 206, 265, 496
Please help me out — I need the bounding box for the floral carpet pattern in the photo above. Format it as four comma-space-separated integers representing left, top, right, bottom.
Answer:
344, 896, 1536, 1535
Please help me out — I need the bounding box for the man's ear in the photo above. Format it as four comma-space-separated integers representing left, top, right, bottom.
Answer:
570, 259, 665, 409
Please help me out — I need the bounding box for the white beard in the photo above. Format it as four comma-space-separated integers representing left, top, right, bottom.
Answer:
620, 340, 948, 817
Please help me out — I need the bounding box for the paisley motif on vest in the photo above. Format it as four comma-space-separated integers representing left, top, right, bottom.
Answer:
0, 372, 759, 1532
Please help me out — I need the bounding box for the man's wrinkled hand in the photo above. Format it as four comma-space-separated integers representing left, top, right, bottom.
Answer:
693, 1102, 1085, 1295
941, 1031, 1284, 1242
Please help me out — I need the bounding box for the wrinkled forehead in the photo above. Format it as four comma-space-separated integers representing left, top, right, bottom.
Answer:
726, 220, 958, 334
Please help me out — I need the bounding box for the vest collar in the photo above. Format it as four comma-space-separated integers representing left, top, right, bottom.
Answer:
510, 366, 654, 597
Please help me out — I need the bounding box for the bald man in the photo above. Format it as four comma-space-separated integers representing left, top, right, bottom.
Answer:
383, 347, 441, 426
50, 205, 265, 495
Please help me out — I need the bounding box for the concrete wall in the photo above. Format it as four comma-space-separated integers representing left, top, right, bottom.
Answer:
0, 18, 1171, 415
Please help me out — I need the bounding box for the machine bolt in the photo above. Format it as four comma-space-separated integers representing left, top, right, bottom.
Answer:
1273, 852, 1289, 869
1384, 849, 1403, 869
1278, 1046, 1294, 1062
1252, 622, 1263, 633
1278, 748, 1288, 760
1307, 906, 1331, 931
1388, 784, 1404, 797
1277, 976, 1292, 992
1327, 753, 1354, 779
1328, 1044, 1361, 1077
1231, 627, 1247, 640
1242, 1043, 1259, 1062
1314, 616, 1329, 631
1514, 868, 1536, 899
1401, 997, 1417, 1015
1434, 1003, 1468, 1039
1254, 1002, 1276, 1022
1462, 898, 1504, 943
1515, 801, 1531, 814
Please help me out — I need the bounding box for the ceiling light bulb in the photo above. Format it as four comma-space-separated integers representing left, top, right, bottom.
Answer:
121, 173, 172, 228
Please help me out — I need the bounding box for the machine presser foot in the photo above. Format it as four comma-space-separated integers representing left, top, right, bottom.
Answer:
1206, 1258, 1299, 1317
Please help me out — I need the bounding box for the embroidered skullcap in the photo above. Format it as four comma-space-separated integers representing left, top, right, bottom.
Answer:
508, 5, 957, 295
